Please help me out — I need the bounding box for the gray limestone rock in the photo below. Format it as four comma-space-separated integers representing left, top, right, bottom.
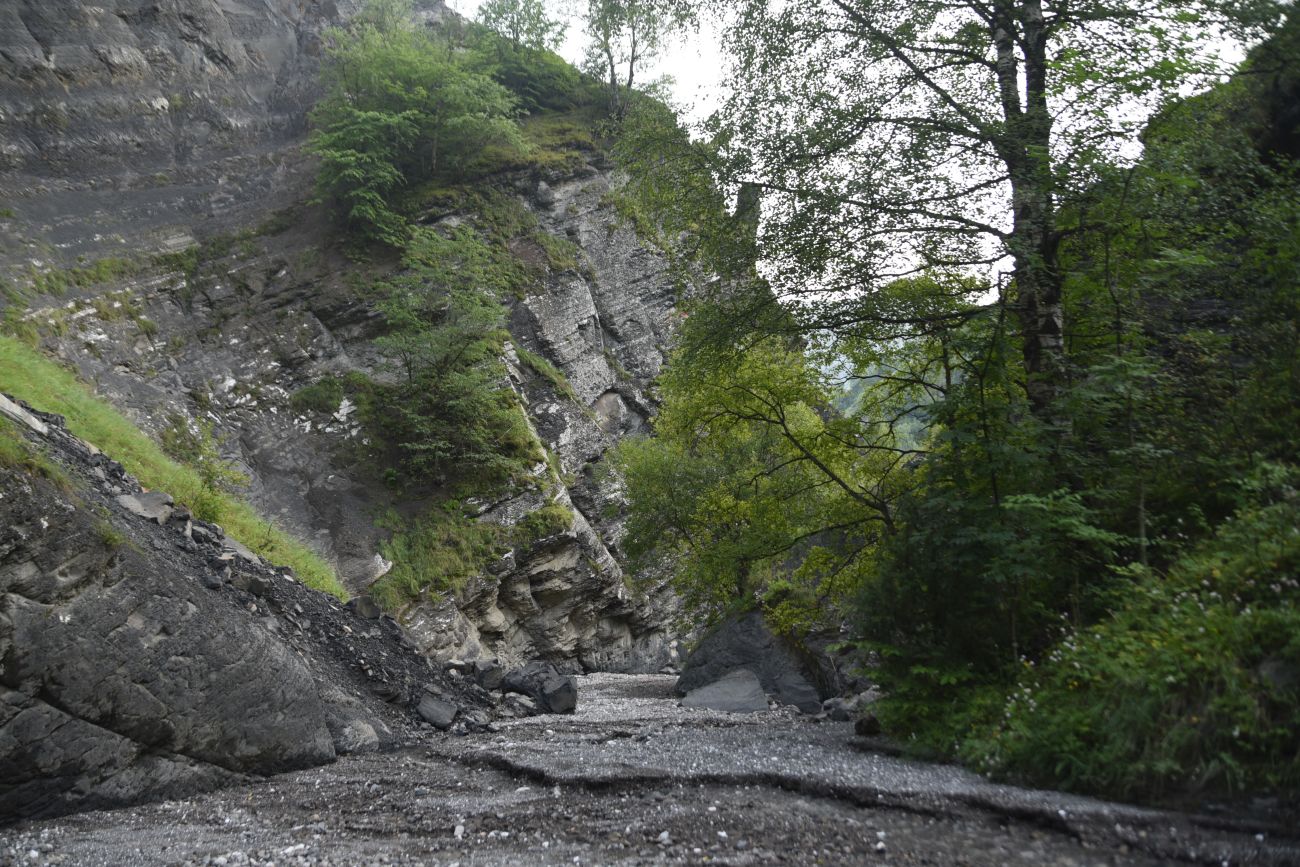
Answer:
681, 669, 770, 714
676, 612, 836, 713
347, 595, 383, 620
0, 404, 491, 821
502, 662, 579, 715
330, 720, 380, 755
2, 467, 335, 820
0, 0, 684, 681
473, 659, 504, 691
116, 490, 175, 525
417, 695, 458, 730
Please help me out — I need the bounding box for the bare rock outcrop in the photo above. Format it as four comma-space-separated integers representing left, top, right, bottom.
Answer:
0, 397, 487, 821
0, 0, 447, 264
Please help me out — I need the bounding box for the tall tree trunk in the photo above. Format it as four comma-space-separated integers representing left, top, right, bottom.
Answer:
993, 0, 1065, 419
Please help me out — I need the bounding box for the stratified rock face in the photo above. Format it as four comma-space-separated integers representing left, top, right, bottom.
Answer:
0, 400, 488, 821
0, 2, 679, 675
400, 170, 682, 673
0, 0, 446, 263
0, 439, 333, 819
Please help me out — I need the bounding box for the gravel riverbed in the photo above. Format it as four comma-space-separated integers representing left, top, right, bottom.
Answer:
2, 674, 1295, 866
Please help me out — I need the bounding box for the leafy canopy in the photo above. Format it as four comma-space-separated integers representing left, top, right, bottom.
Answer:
309, 0, 523, 245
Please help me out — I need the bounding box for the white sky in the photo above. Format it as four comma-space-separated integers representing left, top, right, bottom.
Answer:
446, 0, 726, 123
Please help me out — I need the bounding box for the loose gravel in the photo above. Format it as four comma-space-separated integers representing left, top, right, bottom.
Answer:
2, 674, 1296, 866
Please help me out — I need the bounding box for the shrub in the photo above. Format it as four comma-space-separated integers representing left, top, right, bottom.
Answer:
159, 413, 249, 521
309, 0, 524, 246
371, 505, 505, 609
290, 377, 345, 416
966, 465, 1300, 800
366, 227, 540, 491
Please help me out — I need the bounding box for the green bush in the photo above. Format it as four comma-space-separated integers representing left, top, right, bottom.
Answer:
515, 345, 578, 401
366, 227, 540, 491
309, 0, 524, 246
966, 466, 1300, 800
159, 413, 249, 522
514, 501, 573, 543
290, 377, 345, 416
371, 505, 505, 609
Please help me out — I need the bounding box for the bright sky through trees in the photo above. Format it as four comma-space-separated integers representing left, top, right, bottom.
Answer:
448, 0, 725, 120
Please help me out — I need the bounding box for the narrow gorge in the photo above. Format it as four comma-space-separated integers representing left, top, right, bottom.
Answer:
2, 0, 1299, 863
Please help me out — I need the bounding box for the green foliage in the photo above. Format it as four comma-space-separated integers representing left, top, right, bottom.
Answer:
582, 0, 695, 117
19, 257, 140, 298
514, 344, 578, 401
967, 468, 1300, 799
407, 186, 580, 285
94, 518, 127, 551
477, 0, 566, 51
290, 377, 345, 416
0, 416, 71, 490
371, 504, 505, 610
159, 413, 250, 522
514, 501, 574, 542
614, 7, 1300, 802
370, 499, 574, 612
365, 227, 539, 491
0, 336, 346, 599
309, 0, 524, 245
616, 329, 885, 624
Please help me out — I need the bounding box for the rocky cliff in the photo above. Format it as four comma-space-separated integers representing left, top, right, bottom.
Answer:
0, 394, 492, 820
0, 0, 449, 265
0, 0, 682, 673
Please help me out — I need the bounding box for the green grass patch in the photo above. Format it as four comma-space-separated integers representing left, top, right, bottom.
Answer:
0, 335, 347, 599
370, 497, 575, 612
290, 376, 345, 416
535, 230, 580, 272
0, 415, 72, 490
21, 257, 141, 298
371, 505, 505, 610
514, 344, 578, 402
513, 501, 573, 542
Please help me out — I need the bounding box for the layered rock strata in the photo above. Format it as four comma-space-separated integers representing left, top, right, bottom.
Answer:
0, 396, 488, 821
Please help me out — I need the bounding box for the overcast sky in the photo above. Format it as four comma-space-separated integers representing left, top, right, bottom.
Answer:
446, 0, 726, 123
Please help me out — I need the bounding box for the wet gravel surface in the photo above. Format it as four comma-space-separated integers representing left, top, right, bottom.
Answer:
3, 674, 1297, 866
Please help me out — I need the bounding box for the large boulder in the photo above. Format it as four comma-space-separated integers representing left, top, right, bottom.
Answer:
1, 464, 336, 820
675, 611, 838, 713
502, 662, 578, 714
680, 669, 770, 714
0, 401, 493, 821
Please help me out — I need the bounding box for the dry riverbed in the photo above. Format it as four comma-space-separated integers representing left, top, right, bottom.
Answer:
2, 674, 1295, 866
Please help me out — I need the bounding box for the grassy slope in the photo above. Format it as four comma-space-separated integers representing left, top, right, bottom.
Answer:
0, 335, 347, 599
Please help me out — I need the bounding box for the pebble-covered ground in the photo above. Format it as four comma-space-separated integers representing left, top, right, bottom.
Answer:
2, 675, 1296, 866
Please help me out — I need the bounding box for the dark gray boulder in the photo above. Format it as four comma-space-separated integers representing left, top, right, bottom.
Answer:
681, 669, 770, 714
417, 695, 458, 730
676, 611, 838, 713
346, 595, 383, 620
502, 662, 578, 714
473, 659, 505, 692
0, 400, 495, 821
1, 468, 336, 820
540, 674, 578, 715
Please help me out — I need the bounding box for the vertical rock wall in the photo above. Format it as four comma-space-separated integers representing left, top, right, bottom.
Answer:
0, 0, 682, 673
